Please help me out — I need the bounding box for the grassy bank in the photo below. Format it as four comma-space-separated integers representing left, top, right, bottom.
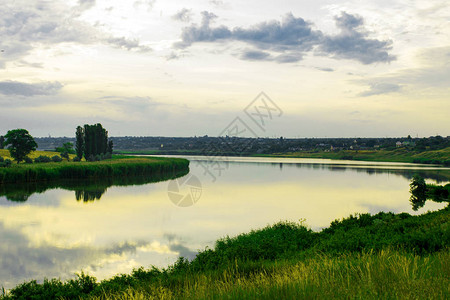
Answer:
262, 147, 450, 165
0, 154, 189, 184
116, 147, 450, 165
2, 207, 448, 299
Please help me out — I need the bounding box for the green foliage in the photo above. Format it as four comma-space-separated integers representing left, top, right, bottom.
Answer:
76, 126, 84, 159
34, 155, 52, 163
52, 155, 63, 163
0, 157, 3, 163
410, 175, 450, 210
56, 142, 75, 154
83, 123, 109, 159
0, 136, 4, 149
4, 129, 37, 163
0, 159, 11, 168
0, 157, 190, 184
23, 157, 33, 164
1, 208, 448, 299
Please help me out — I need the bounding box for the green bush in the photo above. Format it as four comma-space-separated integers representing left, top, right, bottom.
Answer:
52, 155, 63, 163
24, 157, 33, 164
34, 156, 52, 163
0, 156, 3, 163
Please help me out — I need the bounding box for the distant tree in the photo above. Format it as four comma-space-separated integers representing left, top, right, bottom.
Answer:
76, 126, 84, 160
4, 129, 37, 164
56, 142, 75, 161
0, 135, 4, 149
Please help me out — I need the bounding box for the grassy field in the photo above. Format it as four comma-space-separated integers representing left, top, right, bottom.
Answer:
0, 150, 189, 184
116, 147, 450, 165
0, 149, 77, 160
263, 147, 450, 164
2, 207, 448, 299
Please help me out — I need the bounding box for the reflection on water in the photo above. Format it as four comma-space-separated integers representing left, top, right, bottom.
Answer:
0, 157, 448, 289
0, 169, 189, 203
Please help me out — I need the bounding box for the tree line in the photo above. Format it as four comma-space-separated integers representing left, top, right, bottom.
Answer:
0, 123, 113, 164
76, 123, 113, 161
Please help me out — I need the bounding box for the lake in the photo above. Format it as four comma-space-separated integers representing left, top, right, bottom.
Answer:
0, 156, 448, 289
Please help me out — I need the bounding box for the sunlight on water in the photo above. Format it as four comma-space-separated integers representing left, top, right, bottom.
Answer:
0, 157, 448, 289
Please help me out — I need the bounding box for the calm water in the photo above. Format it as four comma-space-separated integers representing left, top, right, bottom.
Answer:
0, 156, 448, 289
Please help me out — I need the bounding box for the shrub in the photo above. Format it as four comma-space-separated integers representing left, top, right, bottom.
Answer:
24, 157, 33, 164
73, 156, 81, 162
95, 154, 102, 161
52, 155, 63, 163
0, 156, 3, 162
35, 156, 52, 163
1, 159, 12, 168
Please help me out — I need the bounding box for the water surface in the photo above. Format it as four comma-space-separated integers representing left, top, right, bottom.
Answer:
0, 156, 448, 289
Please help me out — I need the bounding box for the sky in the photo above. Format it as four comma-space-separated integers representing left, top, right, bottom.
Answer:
0, 0, 449, 138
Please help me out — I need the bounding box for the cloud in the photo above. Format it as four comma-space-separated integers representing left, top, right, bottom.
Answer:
133, 0, 156, 11
318, 12, 395, 64
240, 50, 272, 61
106, 37, 152, 52
172, 8, 193, 22
0, 81, 63, 96
358, 82, 401, 97
355, 46, 450, 97
0, 1, 151, 68
176, 11, 395, 64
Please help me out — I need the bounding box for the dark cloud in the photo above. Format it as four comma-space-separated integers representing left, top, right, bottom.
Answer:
318, 13, 395, 64
172, 8, 193, 22
240, 50, 272, 61
0, 81, 63, 96
176, 11, 395, 64
358, 82, 401, 97
316, 67, 334, 72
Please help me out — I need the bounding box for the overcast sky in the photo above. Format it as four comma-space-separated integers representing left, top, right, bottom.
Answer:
0, 0, 449, 137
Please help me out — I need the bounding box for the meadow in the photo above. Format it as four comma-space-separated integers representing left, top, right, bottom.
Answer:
267, 147, 450, 165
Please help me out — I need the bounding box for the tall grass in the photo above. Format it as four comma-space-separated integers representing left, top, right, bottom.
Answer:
92, 250, 449, 300
0, 157, 189, 184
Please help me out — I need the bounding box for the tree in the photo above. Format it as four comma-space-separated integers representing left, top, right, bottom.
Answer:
76, 126, 84, 160
409, 175, 427, 211
4, 129, 37, 163
83, 123, 109, 159
56, 142, 75, 155
0, 135, 4, 149
107, 140, 114, 154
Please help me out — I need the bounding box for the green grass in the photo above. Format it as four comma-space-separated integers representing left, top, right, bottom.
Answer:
0, 149, 72, 159
0, 156, 189, 184
2, 207, 448, 299
262, 147, 450, 164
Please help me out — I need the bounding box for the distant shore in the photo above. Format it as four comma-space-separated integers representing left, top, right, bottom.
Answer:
117, 147, 450, 166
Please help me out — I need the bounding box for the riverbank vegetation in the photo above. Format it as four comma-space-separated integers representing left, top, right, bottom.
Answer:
2, 205, 448, 299
266, 147, 450, 166
0, 153, 189, 184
